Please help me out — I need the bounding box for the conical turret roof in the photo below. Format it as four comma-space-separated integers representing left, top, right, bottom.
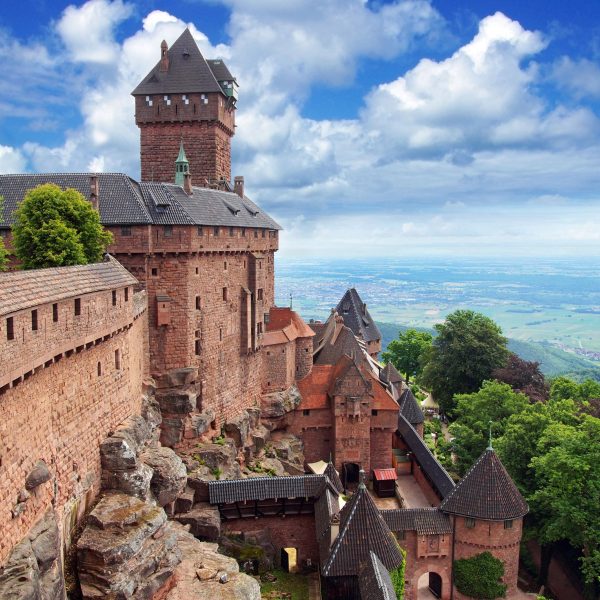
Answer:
324, 460, 344, 494
440, 448, 528, 520
322, 480, 403, 577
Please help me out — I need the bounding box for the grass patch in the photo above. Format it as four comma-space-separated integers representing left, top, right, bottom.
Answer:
260, 569, 310, 600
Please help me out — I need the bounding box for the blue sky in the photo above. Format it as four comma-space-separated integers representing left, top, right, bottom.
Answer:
1, 0, 599, 258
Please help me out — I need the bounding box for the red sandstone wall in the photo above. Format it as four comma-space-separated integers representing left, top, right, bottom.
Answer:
221, 514, 319, 567
453, 516, 523, 598
263, 341, 295, 392
0, 311, 146, 565
369, 429, 394, 473
411, 463, 442, 507
288, 409, 332, 466
399, 531, 452, 600
1, 286, 135, 390
294, 337, 312, 381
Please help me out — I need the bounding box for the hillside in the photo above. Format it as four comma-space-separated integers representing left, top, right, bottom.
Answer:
377, 321, 600, 381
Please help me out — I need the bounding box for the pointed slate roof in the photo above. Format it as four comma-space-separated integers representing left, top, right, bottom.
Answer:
399, 388, 424, 425
132, 29, 227, 96
440, 449, 528, 521
380, 362, 403, 386
359, 552, 397, 600
322, 482, 403, 577
336, 288, 381, 343
324, 460, 344, 494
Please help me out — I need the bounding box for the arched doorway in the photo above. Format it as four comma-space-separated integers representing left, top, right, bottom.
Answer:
417, 571, 442, 599
343, 462, 360, 487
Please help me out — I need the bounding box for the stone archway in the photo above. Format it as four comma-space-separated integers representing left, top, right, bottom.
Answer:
412, 565, 451, 600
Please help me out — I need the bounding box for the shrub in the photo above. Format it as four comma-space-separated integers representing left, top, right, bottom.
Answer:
454, 551, 507, 599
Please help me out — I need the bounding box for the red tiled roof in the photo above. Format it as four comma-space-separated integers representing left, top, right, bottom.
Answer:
373, 469, 397, 481
0, 255, 138, 317
263, 307, 315, 347
297, 365, 334, 409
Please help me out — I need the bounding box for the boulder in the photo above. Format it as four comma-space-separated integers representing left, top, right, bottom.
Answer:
140, 447, 187, 506
163, 524, 261, 600
175, 486, 196, 514
190, 408, 216, 437
113, 415, 151, 448
101, 462, 153, 499
260, 385, 301, 430
250, 425, 270, 454
25, 460, 51, 491
156, 389, 197, 415
223, 412, 250, 448
160, 416, 185, 448
174, 503, 221, 541
246, 407, 261, 429
100, 436, 138, 472
155, 367, 198, 390
141, 393, 162, 438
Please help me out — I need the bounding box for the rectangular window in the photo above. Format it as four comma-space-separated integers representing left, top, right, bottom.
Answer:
197, 226, 203, 236
504, 520, 513, 529
74, 298, 81, 316
222, 287, 228, 301
213, 226, 219, 236
151, 268, 158, 277
124, 287, 129, 302
219, 328, 223, 341
164, 225, 173, 237
52, 303, 58, 322
31, 310, 38, 331
257, 322, 263, 334
196, 296, 201, 310
241, 228, 246, 237
371, 409, 378, 416
257, 289, 263, 301
224, 261, 227, 270
303, 409, 310, 416
229, 226, 234, 236
195, 339, 201, 355
112, 290, 117, 306
262, 229, 266, 238
6, 317, 14, 340
465, 518, 475, 529
115, 349, 121, 370
97, 361, 102, 376
254, 229, 258, 238
120, 226, 131, 236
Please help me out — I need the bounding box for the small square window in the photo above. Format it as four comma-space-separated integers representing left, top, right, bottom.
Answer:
396, 531, 406, 541
151, 268, 158, 277
371, 409, 378, 416
303, 409, 310, 416
504, 520, 513, 529
74, 298, 81, 316
121, 226, 131, 236
164, 225, 173, 237
465, 518, 475, 529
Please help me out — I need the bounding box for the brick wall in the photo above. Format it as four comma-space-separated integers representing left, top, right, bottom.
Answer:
452, 515, 523, 598
262, 341, 295, 392
0, 309, 146, 565
294, 337, 313, 381
1, 285, 136, 391
288, 409, 332, 466
221, 513, 319, 567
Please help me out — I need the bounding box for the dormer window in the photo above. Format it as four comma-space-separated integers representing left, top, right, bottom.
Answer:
145, 95, 153, 107
163, 95, 171, 106
182, 94, 189, 105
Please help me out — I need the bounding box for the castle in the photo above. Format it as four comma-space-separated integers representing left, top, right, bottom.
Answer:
0, 29, 527, 600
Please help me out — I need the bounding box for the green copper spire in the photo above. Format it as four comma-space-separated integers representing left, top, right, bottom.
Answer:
174, 141, 189, 186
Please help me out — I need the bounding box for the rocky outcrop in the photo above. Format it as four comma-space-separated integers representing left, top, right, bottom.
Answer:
77, 493, 180, 599
174, 503, 221, 541
140, 447, 187, 507
260, 385, 301, 430
164, 524, 261, 600
0, 510, 65, 600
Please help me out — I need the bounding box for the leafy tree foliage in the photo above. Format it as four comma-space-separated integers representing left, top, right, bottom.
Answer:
449, 381, 529, 474
381, 328, 432, 384
12, 184, 112, 269
531, 416, 600, 589
492, 353, 549, 403
421, 310, 509, 414
389, 546, 406, 599
550, 377, 600, 405
453, 551, 507, 599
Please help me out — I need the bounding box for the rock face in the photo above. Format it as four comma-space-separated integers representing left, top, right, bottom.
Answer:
25, 460, 52, 491
260, 385, 301, 430
0, 509, 66, 600
140, 447, 187, 507
77, 493, 181, 599
174, 503, 221, 542
163, 524, 261, 600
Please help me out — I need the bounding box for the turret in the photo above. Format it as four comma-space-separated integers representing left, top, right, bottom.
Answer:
174, 141, 189, 187
132, 28, 237, 184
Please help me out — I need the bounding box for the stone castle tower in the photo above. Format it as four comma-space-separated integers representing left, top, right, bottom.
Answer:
132, 28, 238, 184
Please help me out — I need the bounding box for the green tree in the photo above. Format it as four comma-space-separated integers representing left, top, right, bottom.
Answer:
550, 376, 600, 404
421, 310, 509, 415
531, 416, 600, 594
12, 183, 112, 269
381, 329, 433, 384
389, 546, 406, 599
0, 195, 8, 271
453, 551, 507, 599
449, 381, 529, 474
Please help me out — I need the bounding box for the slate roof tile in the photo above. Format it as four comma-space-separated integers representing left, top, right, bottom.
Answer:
440, 449, 528, 520
359, 551, 397, 600
399, 388, 424, 425
381, 508, 452, 535
336, 288, 381, 343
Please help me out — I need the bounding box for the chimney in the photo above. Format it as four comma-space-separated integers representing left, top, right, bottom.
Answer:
160, 40, 169, 72
183, 172, 193, 195
234, 176, 244, 198
89, 175, 99, 210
